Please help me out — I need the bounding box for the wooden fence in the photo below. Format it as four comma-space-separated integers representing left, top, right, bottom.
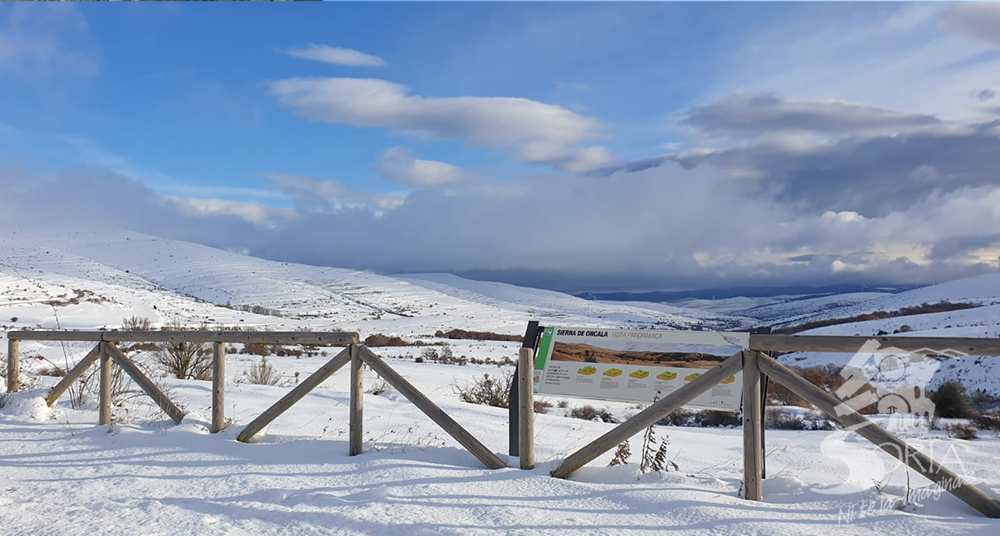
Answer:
534, 334, 1000, 518
7, 330, 1000, 517
5, 329, 503, 469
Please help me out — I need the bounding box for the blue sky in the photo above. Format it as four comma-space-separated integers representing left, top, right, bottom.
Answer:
2, 2, 1000, 292
2, 2, 763, 201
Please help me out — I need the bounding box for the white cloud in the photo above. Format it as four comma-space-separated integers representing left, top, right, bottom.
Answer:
279, 44, 386, 67
268, 77, 613, 171
684, 92, 943, 138
168, 197, 295, 225
376, 147, 463, 187
268, 173, 405, 212
4, 160, 1000, 292
941, 3, 1000, 46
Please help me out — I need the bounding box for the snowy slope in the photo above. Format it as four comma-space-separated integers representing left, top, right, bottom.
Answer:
772, 274, 1000, 330
734, 292, 891, 324
0, 231, 737, 340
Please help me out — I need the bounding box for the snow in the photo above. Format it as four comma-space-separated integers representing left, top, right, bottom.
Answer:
4, 354, 1000, 535
4, 230, 1000, 534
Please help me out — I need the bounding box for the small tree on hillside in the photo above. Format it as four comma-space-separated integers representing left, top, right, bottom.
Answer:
931, 381, 973, 419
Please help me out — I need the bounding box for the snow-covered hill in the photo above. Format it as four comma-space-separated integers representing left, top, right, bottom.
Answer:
732, 292, 891, 324
0, 230, 741, 340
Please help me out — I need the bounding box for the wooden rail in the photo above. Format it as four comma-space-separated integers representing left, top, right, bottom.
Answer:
8, 330, 359, 346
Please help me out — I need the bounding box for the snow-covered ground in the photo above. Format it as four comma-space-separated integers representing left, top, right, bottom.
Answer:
4, 230, 1000, 534
4, 349, 1000, 535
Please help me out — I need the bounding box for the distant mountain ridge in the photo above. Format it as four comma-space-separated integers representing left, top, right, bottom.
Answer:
577, 284, 920, 303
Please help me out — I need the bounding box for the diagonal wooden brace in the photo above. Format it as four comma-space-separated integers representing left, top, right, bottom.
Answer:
105, 342, 185, 424
358, 345, 506, 470
237, 347, 351, 443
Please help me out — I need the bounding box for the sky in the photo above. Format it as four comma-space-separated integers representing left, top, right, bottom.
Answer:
1, 2, 1000, 293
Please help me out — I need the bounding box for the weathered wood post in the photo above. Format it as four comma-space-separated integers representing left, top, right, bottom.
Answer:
98, 342, 112, 425
7, 339, 19, 393
212, 341, 225, 433
518, 346, 535, 469
350, 344, 364, 456
510, 321, 540, 457
742, 350, 763, 501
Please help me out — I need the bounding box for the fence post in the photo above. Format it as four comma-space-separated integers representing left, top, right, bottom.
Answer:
7, 339, 18, 393
518, 346, 535, 469
350, 344, 363, 456
510, 321, 540, 457
212, 342, 225, 433
98, 342, 111, 426
742, 350, 763, 501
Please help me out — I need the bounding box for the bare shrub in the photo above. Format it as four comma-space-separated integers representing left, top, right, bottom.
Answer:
453, 371, 513, 408
764, 408, 833, 430
657, 408, 696, 426
569, 405, 618, 423
700, 410, 742, 428
241, 342, 271, 357
608, 441, 630, 466
364, 334, 411, 347
67, 359, 135, 411
243, 357, 281, 386
945, 423, 978, 440
640, 424, 677, 473
122, 316, 153, 332
369, 378, 394, 396
534, 399, 553, 414
155, 322, 211, 380
39, 365, 66, 377
971, 411, 1000, 432
434, 329, 521, 342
